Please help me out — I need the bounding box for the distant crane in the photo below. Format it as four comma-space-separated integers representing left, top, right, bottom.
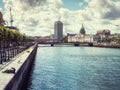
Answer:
10, 7, 13, 26
4, 7, 19, 31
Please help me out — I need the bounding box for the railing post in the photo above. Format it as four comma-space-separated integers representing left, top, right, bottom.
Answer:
0, 50, 2, 64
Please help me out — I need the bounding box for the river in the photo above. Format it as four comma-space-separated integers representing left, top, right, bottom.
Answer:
26, 45, 120, 90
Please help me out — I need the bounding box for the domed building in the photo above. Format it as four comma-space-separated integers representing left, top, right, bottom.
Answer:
68, 24, 93, 43
79, 24, 86, 35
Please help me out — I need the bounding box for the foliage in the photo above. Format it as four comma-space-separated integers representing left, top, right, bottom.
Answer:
110, 37, 120, 43
0, 25, 32, 43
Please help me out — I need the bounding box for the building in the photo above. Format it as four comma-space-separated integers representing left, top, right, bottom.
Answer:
67, 33, 77, 42
0, 12, 4, 26
68, 24, 93, 42
54, 21, 63, 42
109, 34, 120, 38
96, 29, 110, 36
94, 29, 111, 43
68, 34, 93, 42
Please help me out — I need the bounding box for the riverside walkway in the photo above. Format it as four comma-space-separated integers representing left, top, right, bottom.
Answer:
0, 45, 36, 90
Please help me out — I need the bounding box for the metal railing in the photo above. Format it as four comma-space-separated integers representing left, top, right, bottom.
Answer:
0, 43, 34, 64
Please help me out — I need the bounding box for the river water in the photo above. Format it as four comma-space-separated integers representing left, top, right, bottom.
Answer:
26, 45, 120, 90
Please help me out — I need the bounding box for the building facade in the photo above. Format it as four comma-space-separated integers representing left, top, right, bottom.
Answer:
54, 21, 63, 42
94, 29, 111, 43
68, 34, 93, 42
68, 24, 93, 43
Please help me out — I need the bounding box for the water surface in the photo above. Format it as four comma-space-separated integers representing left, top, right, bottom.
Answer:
26, 45, 120, 90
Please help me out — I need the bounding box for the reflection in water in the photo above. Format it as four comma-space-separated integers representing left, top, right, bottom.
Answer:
26, 46, 120, 90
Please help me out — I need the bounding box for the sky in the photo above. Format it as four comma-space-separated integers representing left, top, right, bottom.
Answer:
0, 0, 120, 36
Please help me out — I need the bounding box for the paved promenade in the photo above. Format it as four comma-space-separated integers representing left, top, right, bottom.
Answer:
0, 45, 35, 90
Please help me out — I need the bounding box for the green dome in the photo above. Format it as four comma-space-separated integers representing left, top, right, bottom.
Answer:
79, 24, 85, 35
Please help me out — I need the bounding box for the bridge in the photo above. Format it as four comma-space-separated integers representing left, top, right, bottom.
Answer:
37, 42, 93, 46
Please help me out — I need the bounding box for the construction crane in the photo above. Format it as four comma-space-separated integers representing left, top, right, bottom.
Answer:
10, 7, 13, 26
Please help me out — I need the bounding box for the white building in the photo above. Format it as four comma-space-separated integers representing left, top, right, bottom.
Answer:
68, 24, 93, 43
68, 34, 93, 42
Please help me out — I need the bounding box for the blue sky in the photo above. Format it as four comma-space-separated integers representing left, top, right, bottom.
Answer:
0, 0, 86, 10
0, 0, 4, 9
62, 0, 87, 10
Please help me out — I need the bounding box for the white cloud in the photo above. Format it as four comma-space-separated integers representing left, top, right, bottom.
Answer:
0, 8, 3, 12
2, 0, 120, 36
55, 0, 63, 7
84, 0, 91, 3
85, 0, 120, 19
11, 0, 47, 11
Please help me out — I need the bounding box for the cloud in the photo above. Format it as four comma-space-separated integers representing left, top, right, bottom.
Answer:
85, 0, 120, 20
85, 0, 91, 2
2, 0, 120, 36
55, 0, 63, 7
11, 0, 47, 11
0, 8, 2, 11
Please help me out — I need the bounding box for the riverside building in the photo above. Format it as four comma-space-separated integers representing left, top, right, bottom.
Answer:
93, 29, 111, 43
68, 24, 93, 43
